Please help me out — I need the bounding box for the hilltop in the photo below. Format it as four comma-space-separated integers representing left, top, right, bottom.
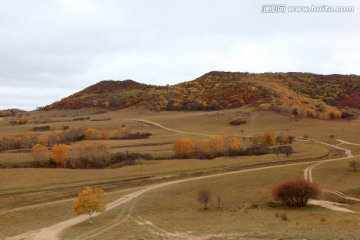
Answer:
0, 108, 26, 117
43, 71, 360, 120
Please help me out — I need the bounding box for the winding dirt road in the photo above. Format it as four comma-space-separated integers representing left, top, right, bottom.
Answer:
6, 120, 360, 240
303, 139, 360, 212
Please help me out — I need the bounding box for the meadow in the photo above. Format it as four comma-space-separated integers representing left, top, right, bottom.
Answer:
0, 106, 359, 239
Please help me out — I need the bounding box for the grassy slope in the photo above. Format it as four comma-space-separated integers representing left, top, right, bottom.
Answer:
0, 107, 360, 239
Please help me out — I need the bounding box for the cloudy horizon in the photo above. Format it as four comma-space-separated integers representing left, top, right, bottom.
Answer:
1, 0, 359, 110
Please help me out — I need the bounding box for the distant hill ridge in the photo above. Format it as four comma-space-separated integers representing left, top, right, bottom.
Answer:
43, 71, 360, 120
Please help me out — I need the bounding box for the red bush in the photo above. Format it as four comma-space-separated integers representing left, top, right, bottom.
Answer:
272, 178, 320, 207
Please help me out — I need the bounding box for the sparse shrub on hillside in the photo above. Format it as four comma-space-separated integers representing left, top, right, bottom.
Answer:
135, 158, 145, 170
273, 146, 294, 157
31, 144, 50, 167
73, 117, 90, 121
273, 179, 320, 207
216, 194, 222, 209
198, 189, 211, 209
280, 213, 288, 221
125, 132, 152, 139
252, 132, 276, 146
0, 109, 16, 117
17, 117, 30, 124
240, 146, 271, 156
348, 161, 360, 171
229, 118, 247, 126
32, 126, 51, 131
276, 132, 295, 144
112, 151, 153, 166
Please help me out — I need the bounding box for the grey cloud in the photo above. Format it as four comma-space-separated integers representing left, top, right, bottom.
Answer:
0, 0, 359, 110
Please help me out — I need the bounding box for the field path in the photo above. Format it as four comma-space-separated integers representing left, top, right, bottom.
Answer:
133, 119, 212, 136
304, 139, 360, 210
6, 120, 360, 240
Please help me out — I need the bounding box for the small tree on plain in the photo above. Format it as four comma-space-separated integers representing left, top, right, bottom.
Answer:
273, 179, 320, 207
348, 161, 360, 171
216, 194, 222, 209
135, 158, 145, 170
73, 187, 107, 224
277, 146, 294, 157
198, 189, 211, 209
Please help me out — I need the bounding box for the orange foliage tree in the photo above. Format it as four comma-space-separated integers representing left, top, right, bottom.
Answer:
173, 138, 195, 158
73, 187, 107, 224
84, 128, 98, 140
17, 117, 30, 124
264, 132, 276, 145
228, 137, 241, 155
209, 135, 225, 158
52, 144, 69, 167
38, 134, 49, 146
174, 136, 241, 159
252, 132, 276, 146
100, 130, 110, 139
110, 128, 131, 139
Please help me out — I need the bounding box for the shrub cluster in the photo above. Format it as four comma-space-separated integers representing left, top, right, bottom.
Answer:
32, 143, 112, 169
272, 179, 320, 207
229, 118, 247, 126
112, 151, 153, 166
0, 127, 151, 152
173, 136, 240, 159
174, 136, 294, 159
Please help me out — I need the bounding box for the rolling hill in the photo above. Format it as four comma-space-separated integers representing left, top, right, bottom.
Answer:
43, 71, 360, 120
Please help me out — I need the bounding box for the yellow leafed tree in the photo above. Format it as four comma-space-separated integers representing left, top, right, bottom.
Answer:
38, 134, 49, 146
264, 132, 276, 145
229, 137, 241, 152
73, 187, 107, 224
52, 144, 69, 167
84, 128, 98, 140
173, 138, 195, 158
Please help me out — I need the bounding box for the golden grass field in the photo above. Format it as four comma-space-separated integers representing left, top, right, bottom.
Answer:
0, 106, 360, 239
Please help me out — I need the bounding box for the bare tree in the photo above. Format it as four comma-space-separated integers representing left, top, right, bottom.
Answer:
198, 189, 211, 209
135, 158, 145, 170
216, 194, 222, 209
348, 161, 360, 171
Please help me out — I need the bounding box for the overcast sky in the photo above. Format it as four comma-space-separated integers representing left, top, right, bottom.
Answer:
0, 0, 359, 110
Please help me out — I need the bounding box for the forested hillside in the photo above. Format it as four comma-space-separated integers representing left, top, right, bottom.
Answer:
42, 72, 360, 120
